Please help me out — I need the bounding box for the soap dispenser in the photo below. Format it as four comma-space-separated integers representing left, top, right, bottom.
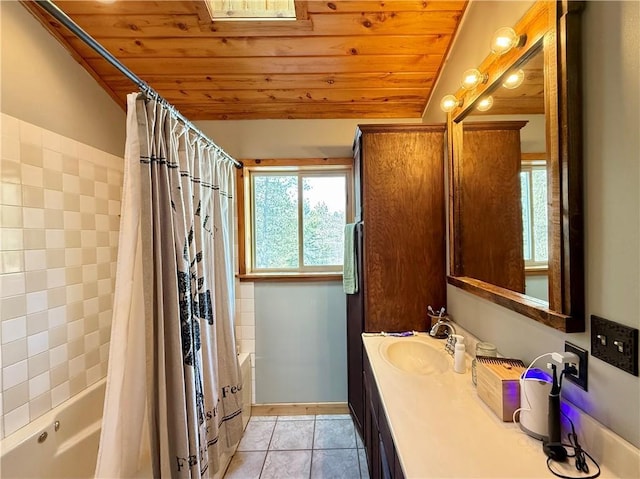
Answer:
454, 336, 466, 373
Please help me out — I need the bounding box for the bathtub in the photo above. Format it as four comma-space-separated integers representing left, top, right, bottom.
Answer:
1, 378, 105, 479
0, 353, 252, 479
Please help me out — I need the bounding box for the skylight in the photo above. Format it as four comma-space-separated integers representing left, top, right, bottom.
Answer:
204, 0, 297, 21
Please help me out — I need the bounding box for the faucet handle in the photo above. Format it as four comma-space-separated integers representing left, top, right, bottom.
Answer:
445, 334, 457, 355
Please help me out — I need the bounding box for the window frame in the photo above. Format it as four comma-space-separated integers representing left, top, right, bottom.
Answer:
520, 154, 549, 273
237, 158, 353, 281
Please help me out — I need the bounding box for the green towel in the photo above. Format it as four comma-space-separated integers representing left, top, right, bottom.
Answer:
343, 223, 358, 294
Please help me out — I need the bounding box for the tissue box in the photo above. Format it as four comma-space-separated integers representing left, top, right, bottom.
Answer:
476, 357, 526, 422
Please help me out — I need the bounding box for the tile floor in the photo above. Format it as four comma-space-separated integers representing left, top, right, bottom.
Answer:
224, 414, 370, 479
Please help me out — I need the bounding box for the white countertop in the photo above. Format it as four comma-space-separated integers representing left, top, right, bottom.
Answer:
363, 333, 617, 479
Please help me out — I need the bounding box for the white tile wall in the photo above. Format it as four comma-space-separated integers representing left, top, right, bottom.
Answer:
235, 279, 256, 404
0, 114, 123, 438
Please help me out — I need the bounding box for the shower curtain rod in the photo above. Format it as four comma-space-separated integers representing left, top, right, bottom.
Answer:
33, 0, 243, 169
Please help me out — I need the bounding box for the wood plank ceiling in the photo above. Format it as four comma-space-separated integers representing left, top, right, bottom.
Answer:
21, 1, 468, 120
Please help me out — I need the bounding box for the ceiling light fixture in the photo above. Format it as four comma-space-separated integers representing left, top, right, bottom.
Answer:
490, 27, 525, 55
461, 69, 489, 90
502, 69, 526, 89
476, 96, 494, 112
440, 95, 463, 113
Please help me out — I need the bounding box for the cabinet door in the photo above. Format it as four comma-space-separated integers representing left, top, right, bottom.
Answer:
363, 356, 381, 479
379, 434, 393, 479
379, 407, 396, 479
360, 128, 446, 333
364, 347, 406, 479
364, 369, 381, 479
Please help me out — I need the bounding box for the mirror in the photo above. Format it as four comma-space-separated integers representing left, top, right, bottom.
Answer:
458, 46, 547, 302
447, 1, 585, 332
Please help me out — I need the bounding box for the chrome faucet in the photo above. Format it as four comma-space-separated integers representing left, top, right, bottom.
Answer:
429, 318, 456, 338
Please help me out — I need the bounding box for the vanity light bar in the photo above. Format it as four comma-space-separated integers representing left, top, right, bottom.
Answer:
491, 27, 526, 55
440, 24, 527, 113
461, 69, 489, 90
440, 94, 463, 113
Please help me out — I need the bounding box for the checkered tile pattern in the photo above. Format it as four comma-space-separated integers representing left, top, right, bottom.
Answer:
0, 113, 123, 438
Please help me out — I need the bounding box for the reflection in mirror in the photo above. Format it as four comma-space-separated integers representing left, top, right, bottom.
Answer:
462, 46, 549, 303
446, 0, 585, 333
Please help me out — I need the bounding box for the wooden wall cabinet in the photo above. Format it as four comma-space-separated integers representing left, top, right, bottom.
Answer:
347, 124, 447, 438
452, 121, 527, 293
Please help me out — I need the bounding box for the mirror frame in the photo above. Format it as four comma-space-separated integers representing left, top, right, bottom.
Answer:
446, 0, 585, 332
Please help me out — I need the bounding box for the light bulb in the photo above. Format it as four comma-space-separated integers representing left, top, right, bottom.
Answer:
491, 27, 521, 55
440, 94, 461, 113
503, 69, 525, 89
461, 69, 488, 90
476, 96, 494, 112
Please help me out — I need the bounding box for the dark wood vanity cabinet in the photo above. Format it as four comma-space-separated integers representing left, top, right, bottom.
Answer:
363, 350, 405, 479
347, 124, 447, 437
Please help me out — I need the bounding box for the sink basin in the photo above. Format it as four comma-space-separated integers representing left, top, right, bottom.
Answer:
379, 339, 449, 375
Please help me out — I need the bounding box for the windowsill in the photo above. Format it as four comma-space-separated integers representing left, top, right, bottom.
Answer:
525, 266, 549, 275
237, 273, 343, 283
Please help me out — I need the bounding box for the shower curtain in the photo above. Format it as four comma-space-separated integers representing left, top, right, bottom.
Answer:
96, 93, 243, 478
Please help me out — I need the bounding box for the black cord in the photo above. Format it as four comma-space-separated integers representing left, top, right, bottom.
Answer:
545, 369, 601, 479
568, 426, 589, 474
546, 449, 601, 479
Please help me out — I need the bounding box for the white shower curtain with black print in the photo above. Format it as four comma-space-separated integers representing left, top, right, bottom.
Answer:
96, 93, 243, 478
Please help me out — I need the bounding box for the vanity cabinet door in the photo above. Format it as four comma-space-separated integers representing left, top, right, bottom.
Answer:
378, 407, 396, 479
363, 348, 405, 479
364, 380, 379, 477
363, 357, 380, 479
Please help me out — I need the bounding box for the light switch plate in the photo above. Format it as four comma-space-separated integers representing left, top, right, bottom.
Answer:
591, 315, 638, 376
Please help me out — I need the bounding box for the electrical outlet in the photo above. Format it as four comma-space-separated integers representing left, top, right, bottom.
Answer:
591, 315, 639, 376
564, 341, 588, 390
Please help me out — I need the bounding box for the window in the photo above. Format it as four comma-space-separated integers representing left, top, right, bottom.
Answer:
204, 0, 297, 21
238, 159, 353, 279
520, 158, 548, 269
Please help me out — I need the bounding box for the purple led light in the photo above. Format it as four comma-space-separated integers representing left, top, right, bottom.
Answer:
522, 368, 552, 382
